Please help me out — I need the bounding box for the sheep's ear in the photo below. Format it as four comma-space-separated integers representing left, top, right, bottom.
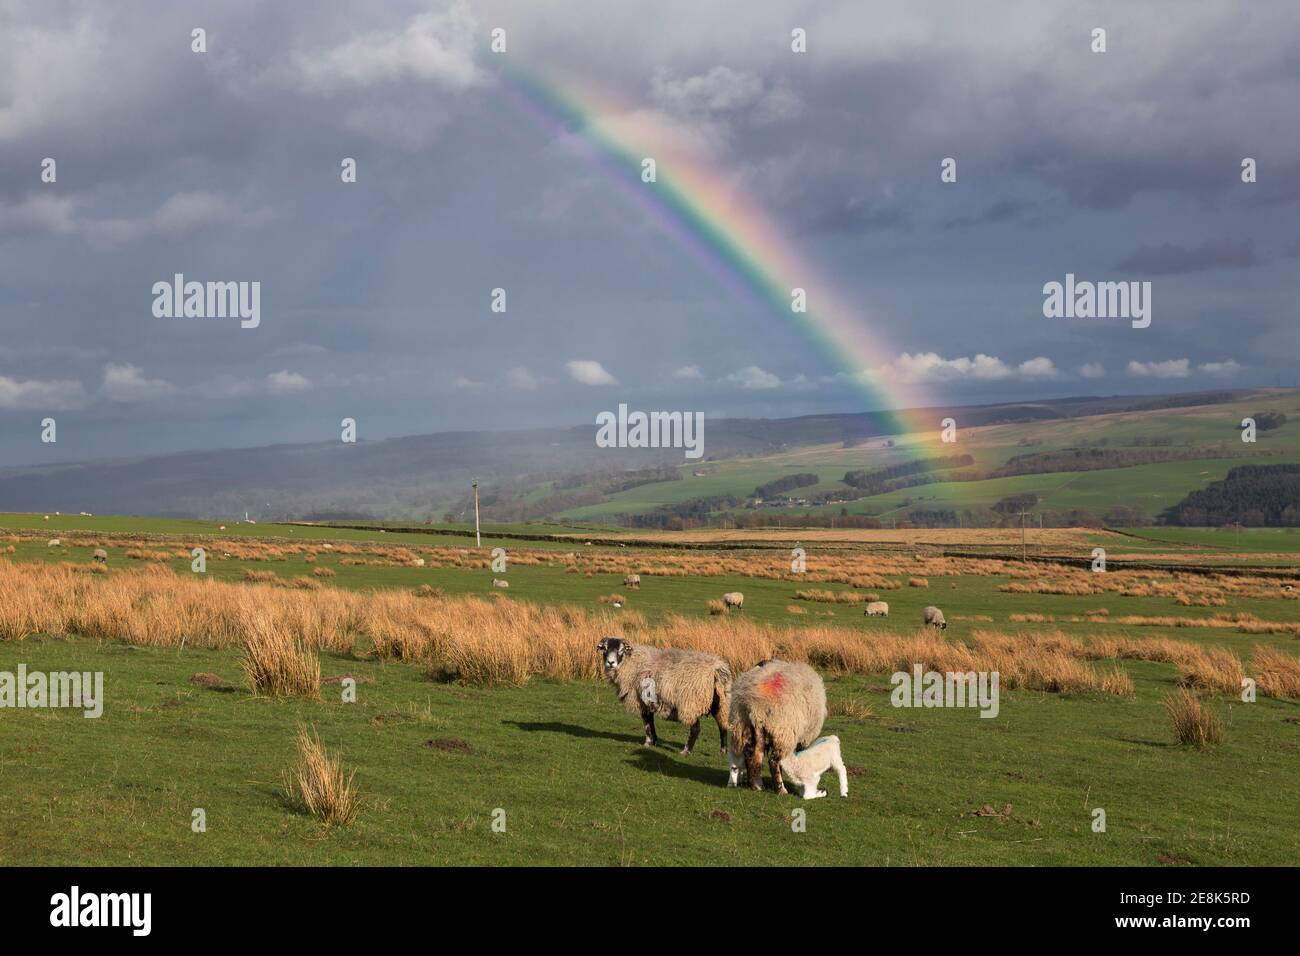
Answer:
621, 642, 633, 654
596, 639, 608, 651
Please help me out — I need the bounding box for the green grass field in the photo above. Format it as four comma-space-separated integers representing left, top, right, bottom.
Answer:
1, 515, 1297, 866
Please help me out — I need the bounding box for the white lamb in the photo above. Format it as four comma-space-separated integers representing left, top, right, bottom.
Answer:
777, 735, 849, 799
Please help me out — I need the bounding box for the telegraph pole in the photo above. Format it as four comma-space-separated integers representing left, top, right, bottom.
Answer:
472, 479, 481, 548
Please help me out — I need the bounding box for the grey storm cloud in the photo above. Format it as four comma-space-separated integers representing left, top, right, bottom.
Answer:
0, 0, 1296, 466
1115, 239, 1259, 275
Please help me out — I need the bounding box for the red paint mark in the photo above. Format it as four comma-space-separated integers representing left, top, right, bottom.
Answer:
759, 672, 786, 697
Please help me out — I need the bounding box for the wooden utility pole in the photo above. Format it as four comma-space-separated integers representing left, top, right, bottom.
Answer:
472, 479, 481, 548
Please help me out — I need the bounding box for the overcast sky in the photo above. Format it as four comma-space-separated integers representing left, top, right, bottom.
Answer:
1, 0, 1296, 466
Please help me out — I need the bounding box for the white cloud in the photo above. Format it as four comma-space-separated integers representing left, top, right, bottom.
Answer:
283, 9, 482, 94
0, 374, 86, 410
672, 365, 703, 379
452, 376, 483, 389
0, 195, 78, 235
565, 359, 618, 386
266, 370, 312, 394
100, 363, 178, 402
724, 365, 782, 389
83, 192, 272, 246
506, 367, 540, 390
1017, 356, 1059, 379
1198, 360, 1243, 377
1079, 362, 1106, 379
1127, 359, 1190, 379
886, 352, 1012, 384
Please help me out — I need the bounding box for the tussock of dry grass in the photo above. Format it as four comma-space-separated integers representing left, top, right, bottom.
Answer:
1164, 689, 1223, 748
285, 726, 358, 826
1175, 646, 1245, 696
240, 605, 321, 698
1251, 645, 1300, 699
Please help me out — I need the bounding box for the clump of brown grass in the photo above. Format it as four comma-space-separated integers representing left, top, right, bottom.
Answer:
786, 605, 806, 615
284, 726, 358, 826
312, 566, 335, 577
1251, 645, 1300, 699
832, 697, 875, 720
707, 599, 727, 615
243, 569, 279, 583
1010, 613, 1053, 623
907, 577, 929, 588
1175, 646, 1245, 696
1164, 689, 1223, 748
598, 593, 627, 605
239, 606, 320, 698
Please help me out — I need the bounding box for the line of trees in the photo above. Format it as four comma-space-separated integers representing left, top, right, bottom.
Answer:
1166, 463, 1300, 526
753, 473, 819, 498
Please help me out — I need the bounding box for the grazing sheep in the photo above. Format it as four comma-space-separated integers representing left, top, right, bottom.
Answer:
727, 659, 826, 795
1285, 584, 1295, 592
413, 558, 426, 567
47, 539, 61, 548
492, 579, 509, 588
623, 573, 641, 589
91, 548, 107, 564
864, 601, 889, 617
722, 591, 744, 611
923, 605, 947, 630
596, 637, 731, 756
774, 735, 848, 800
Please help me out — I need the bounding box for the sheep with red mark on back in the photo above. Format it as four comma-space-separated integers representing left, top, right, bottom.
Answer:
726, 659, 826, 794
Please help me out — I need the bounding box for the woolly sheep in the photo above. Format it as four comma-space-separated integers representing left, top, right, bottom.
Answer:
492, 579, 509, 588
864, 601, 889, 617
722, 591, 744, 610
623, 573, 641, 589
597, 637, 731, 756
91, 548, 107, 564
413, 558, 426, 567
774, 735, 848, 800
47, 539, 61, 548
727, 659, 826, 794
923, 606, 947, 630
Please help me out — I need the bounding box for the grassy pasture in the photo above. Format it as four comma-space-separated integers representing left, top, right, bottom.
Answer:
0, 515, 1297, 866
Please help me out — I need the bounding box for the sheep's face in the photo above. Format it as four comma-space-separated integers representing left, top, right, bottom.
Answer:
596, 637, 632, 674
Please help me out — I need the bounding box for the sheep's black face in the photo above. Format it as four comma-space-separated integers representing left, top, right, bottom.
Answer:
597, 637, 631, 673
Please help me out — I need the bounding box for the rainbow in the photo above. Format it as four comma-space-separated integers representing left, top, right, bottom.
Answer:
491, 62, 939, 442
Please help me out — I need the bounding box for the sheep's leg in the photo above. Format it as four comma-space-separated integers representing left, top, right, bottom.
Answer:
641, 710, 657, 747
833, 754, 849, 798
711, 694, 728, 757
746, 738, 764, 791
682, 720, 700, 755
769, 748, 788, 795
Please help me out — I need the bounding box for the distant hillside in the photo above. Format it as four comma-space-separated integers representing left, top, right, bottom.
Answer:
0, 388, 1286, 521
